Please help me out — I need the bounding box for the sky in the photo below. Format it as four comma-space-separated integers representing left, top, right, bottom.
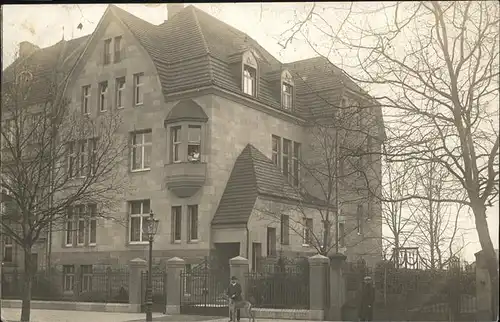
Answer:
2, 3, 498, 262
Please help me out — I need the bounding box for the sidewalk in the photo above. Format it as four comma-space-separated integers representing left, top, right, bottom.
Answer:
1, 309, 315, 322
1, 308, 165, 322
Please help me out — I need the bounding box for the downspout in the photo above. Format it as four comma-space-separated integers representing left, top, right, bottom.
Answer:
246, 223, 250, 259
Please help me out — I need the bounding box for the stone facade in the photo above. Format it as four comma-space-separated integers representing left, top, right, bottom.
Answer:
7, 7, 383, 269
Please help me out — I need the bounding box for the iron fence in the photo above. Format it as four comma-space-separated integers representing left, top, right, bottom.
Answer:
246, 264, 310, 309
1, 266, 129, 303
342, 259, 477, 321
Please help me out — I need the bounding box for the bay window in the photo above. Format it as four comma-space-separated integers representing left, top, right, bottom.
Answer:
187, 125, 201, 162
168, 124, 204, 163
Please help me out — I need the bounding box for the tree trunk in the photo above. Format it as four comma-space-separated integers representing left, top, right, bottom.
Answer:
472, 201, 499, 321
21, 246, 33, 322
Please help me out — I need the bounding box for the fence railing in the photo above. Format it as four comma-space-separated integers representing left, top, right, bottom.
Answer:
1, 267, 129, 303
246, 264, 310, 309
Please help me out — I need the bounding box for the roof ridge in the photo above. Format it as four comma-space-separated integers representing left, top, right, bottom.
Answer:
243, 144, 260, 192
109, 4, 156, 28
190, 6, 214, 83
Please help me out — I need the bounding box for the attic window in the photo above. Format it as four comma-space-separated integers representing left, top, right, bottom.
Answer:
281, 70, 294, 111
243, 65, 256, 96
282, 83, 293, 110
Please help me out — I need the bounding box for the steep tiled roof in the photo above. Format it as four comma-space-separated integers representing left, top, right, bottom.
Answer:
211, 144, 301, 226
3, 4, 383, 124
2, 35, 90, 107
108, 5, 358, 117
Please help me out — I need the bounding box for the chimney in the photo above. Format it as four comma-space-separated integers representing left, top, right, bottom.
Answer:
167, 3, 185, 20
19, 41, 40, 57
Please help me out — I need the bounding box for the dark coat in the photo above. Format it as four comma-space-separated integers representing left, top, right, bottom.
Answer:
359, 282, 375, 321
360, 282, 375, 307
227, 282, 242, 302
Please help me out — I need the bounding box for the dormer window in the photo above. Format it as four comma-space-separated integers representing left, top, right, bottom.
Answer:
240, 50, 258, 97
281, 70, 294, 111
243, 65, 256, 96
282, 83, 293, 110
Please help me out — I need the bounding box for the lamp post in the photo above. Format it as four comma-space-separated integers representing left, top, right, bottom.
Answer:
143, 210, 159, 322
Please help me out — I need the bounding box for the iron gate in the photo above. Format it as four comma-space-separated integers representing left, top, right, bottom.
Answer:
140, 271, 167, 313
180, 269, 228, 316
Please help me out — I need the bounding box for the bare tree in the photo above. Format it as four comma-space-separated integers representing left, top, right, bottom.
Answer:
379, 152, 419, 265
1, 50, 127, 321
276, 1, 499, 318
410, 161, 469, 269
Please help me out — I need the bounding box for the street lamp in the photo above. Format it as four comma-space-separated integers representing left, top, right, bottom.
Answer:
143, 210, 159, 322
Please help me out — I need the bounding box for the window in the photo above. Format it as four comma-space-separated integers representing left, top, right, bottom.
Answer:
188, 205, 198, 241
82, 85, 91, 114
76, 205, 86, 245
63, 265, 75, 292
89, 138, 98, 176
129, 200, 151, 243
282, 82, 293, 110
171, 126, 181, 163
133, 73, 144, 105
172, 206, 182, 242
292, 142, 301, 187
115, 77, 126, 109
339, 157, 345, 178
103, 39, 112, 65
356, 153, 363, 178
303, 218, 313, 245
81, 265, 93, 292
187, 125, 201, 162
357, 204, 363, 235
2, 119, 14, 147
78, 140, 87, 177
243, 65, 256, 96
67, 142, 76, 178
131, 130, 152, 171
272, 135, 281, 168
98, 81, 108, 112
280, 214, 289, 245
3, 235, 13, 263
266, 227, 276, 256
339, 222, 346, 247
114, 36, 122, 63
283, 139, 292, 181
65, 208, 73, 246
88, 204, 97, 245
356, 103, 362, 127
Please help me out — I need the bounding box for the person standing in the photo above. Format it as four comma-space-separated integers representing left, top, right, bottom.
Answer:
359, 276, 375, 321
227, 276, 242, 322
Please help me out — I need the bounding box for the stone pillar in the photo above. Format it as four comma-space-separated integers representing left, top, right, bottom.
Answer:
308, 254, 329, 321
325, 253, 347, 321
129, 258, 147, 312
165, 257, 185, 315
230, 256, 249, 317
475, 250, 495, 321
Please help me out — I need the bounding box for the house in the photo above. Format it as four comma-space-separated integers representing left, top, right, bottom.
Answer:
1, 4, 385, 274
